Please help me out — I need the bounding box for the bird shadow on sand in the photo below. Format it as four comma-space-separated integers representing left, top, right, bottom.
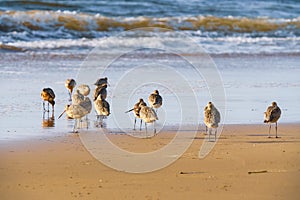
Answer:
244, 133, 298, 143
193, 136, 228, 140
246, 140, 297, 144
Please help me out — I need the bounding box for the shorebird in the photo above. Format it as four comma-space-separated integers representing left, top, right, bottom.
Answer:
94, 77, 108, 87
58, 104, 90, 132
94, 84, 107, 101
125, 98, 147, 130
148, 90, 163, 111
139, 104, 158, 137
59, 89, 92, 132
77, 84, 90, 97
65, 79, 76, 101
41, 88, 55, 113
264, 101, 281, 138
94, 95, 110, 127
204, 102, 221, 141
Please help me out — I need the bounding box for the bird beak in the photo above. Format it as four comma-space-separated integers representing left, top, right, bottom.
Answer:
125, 108, 134, 113
58, 110, 66, 119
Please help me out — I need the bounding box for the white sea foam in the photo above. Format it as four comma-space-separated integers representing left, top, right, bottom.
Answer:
5, 35, 300, 54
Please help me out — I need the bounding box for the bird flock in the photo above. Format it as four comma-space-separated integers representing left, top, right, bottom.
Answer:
41, 78, 282, 139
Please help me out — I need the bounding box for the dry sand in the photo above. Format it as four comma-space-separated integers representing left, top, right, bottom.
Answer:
1, 124, 299, 200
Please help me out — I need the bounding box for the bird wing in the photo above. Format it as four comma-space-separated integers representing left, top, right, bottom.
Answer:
102, 100, 110, 115
94, 87, 107, 101
141, 107, 158, 122
148, 94, 156, 105
264, 105, 274, 121
66, 104, 88, 118
269, 106, 281, 122
214, 108, 221, 124
44, 88, 55, 99
154, 95, 162, 105
72, 91, 84, 104
203, 108, 211, 126
49, 89, 55, 99
79, 97, 92, 114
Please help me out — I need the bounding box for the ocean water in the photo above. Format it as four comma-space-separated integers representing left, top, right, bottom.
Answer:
0, 1, 299, 139
0, 0, 300, 54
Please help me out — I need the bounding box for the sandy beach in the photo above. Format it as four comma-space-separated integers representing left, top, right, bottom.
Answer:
1, 124, 299, 200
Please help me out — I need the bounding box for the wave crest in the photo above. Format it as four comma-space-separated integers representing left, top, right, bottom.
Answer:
1, 10, 299, 33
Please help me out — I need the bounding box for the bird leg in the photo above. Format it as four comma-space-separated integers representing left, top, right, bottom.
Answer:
73, 119, 78, 133
47, 102, 50, 112
214, 128, 217, 141
275, 122, 278, 138
140, 119, 143, 131
100, 116, 104, 128
205, 126, 207, 135
133, 118, 136, 130
68, 92, 72, 102
153, 122, 156, 136
145, 122, 147, 138
208, 128, 211, 141
268, 124, 271, 138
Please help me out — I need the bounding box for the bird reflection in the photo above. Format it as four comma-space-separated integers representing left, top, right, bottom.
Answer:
42, 111, 55, 128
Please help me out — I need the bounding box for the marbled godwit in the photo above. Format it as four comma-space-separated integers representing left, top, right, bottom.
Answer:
59, 88, 92, 132
125, 98, 147, 130
58, 104, 90, 132
139, 104, 158, 137
94, 77, 108, 87
58, 97, 92, 132
148, 90, 162, 111
94, 84, 107, 101
77, 84, 90, 96
204, 102, 220, 141
94, 95, 110, 127
264, 101, 281, 138
41, 88, 55, 113
65, 79, 76, 101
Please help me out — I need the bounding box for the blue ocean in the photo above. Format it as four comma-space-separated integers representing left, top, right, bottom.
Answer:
0, 0, 300, 54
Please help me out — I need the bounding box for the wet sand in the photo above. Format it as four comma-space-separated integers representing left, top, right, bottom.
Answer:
1, 124, 299, 200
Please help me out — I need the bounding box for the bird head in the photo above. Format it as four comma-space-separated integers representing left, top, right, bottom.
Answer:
271, 102, 277, 107
207, 102, 213, 109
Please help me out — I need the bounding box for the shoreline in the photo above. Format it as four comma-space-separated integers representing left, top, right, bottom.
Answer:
1, 122, 299, 142
1, 124, 299, 199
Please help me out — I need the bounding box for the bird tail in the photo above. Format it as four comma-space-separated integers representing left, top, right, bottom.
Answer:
125, 108, 134, 113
